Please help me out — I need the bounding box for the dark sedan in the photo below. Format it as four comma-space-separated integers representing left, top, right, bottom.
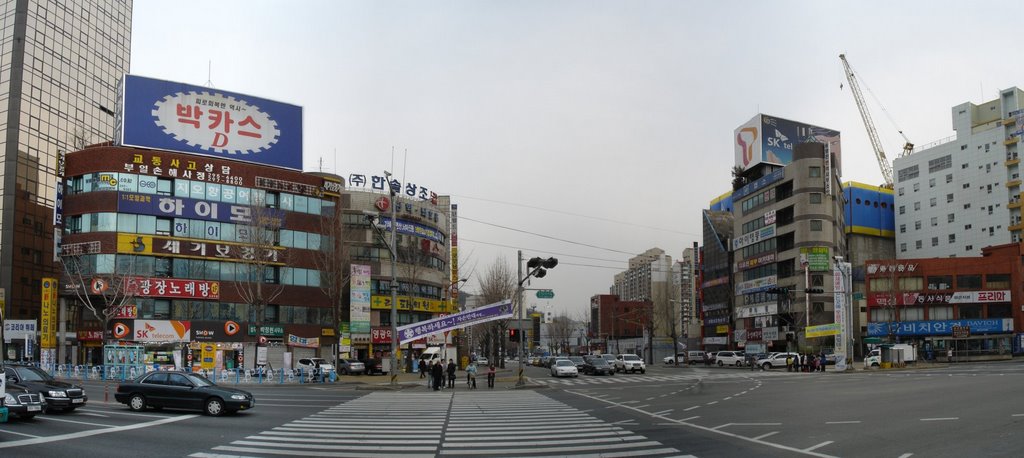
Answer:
115, 371, 255, 416
5, 364, 87, 412
3, 382, 46, 419
581, 356, 615, 376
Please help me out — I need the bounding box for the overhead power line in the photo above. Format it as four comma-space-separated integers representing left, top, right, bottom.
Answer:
454, 194, 700, 238
459, 216, 638, 255
459, 237, 628, 264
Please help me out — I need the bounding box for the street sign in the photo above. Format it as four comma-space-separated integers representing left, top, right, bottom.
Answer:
536, 290, 554, 299
852, 292, 864, 300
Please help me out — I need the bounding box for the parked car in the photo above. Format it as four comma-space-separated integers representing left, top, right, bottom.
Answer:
756, 352, 799, 370
715, 351, 745, 367
663, 353, 688, 364
550, 359, 578, 378
115, 371, 254, 416
686, 351, 705, 365
361, 358, 386, 375
614, 354, 646, 374
296, 358, 334, 375
581, 356, 615, 376
337, 358, 365, 375
4, 364, 87, 412
476, 357, 489, 366
3, 382, 45, 420
600, 354, 617, 365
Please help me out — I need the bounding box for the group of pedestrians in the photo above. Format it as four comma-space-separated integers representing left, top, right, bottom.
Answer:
786, 353, 828, 372
420, 359, 497, 390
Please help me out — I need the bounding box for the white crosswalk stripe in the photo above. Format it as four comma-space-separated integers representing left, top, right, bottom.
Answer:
190, 391, 693, 457
534, 371, 793, 386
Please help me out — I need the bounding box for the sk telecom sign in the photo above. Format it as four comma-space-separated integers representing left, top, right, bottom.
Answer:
118, 75, 303, 170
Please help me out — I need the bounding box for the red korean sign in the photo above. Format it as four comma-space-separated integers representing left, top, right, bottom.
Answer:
125, 277, 220, 299
77, 330, 104, 341
114, 304, 138, 319
371, 327, 393, 344
868, 290, 1011, 306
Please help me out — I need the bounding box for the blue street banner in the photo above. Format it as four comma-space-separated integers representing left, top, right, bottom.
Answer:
397, 300, 513, 344
867, 318, 1013, 337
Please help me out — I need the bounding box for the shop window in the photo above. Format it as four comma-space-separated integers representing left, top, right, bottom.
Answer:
930, 306, 953, 320
899, 277, 923, 291
902, 307, 924, 321
157, 178, 172, 195
264, 304, 279, 323
809, 166, 821, 177
958, 304, 982, 319
988, 303, 1012, 318
927, 276, 952, 290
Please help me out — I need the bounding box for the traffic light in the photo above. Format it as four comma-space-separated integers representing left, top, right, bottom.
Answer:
767, 287, 789, 295
805, 287, 825, 294
527, 257, 558, 278
509, 329, 520, 342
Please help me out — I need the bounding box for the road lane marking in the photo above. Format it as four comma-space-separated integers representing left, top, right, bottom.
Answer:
805, 441, 833, 452
76, 408, 172, 418
653, 409, 673, 416
677, 416, 700, 422
0, 414, 198, 449
706, 401, 718, 405
684, 406, 700, 411
1012, 414, 1024, 417
920, 417, 958, 421
724, 397, 733, 400
897, 454, 913, 458
753, 431, 779, 440
635, 404, 649, 408
825, 421, 861, 424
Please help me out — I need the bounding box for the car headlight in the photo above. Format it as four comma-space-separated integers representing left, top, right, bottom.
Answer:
48, 390, 67, 398
230, 394, 247, 400
4, 393, 18, 405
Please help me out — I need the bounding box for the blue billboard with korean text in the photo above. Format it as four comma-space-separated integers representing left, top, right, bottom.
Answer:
117, 75, 303, 170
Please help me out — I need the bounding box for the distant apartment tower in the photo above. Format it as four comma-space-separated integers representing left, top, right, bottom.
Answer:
676, 246, 700, 350
0, 1, 132, 319
608, 248, 674, 362
700, 210, 732, 351
893, 87, 1024, 258
727, 114, 847, 352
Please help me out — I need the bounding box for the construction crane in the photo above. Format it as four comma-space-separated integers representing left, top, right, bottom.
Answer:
839, 54, 913, 188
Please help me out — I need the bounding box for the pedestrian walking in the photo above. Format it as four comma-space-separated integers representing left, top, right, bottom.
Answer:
947, 348, 953, 363
446, 359, 457, 389
431, 360, 444, 391
819, 353, 826, 372
801, 354, 808, 373
786, 355, 793, 372
487, 364, 496, 388
426, 361, 433, 389
466, 363, 477, 389
419, 358, 427, 379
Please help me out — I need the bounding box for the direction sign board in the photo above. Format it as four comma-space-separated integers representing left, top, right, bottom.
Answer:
536, 290, 554, 299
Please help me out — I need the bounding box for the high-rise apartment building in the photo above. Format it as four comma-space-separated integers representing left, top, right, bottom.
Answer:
893, 87, 1024, 258
0, 0, 131, 319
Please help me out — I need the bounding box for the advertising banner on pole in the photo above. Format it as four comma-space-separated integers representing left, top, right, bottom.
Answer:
40, 278, 58, 348
833, 267, 848, 371
397, 300, 513, 344
349, 265, 372, 334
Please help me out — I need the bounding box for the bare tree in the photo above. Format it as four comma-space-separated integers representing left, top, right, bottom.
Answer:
660, 299, 682, 366
475, 256, 516, 368
60, 249, 138, 343
547, 312, 574, 354
314, 201, 348, 369
232, 194, 287, 365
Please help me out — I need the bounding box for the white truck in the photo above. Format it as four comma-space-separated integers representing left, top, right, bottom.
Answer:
864, 344, 917, 368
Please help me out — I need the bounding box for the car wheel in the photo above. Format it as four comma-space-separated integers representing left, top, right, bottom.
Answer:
128, 394, 147, 412
640, 369, 646, 374
735, 361, 743, 367
717, 361, 724, 367
762, 363, 771, 370
205, 397, 225, 416
871, 363, 879, 367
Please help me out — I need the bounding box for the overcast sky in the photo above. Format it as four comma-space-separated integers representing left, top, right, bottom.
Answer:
131, 1, 1024, 318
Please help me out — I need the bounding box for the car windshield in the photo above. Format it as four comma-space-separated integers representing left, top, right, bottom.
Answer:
569, 357, 584, 363
185, 373, 215, 387
555, 360, 574, 367
623, 355, 641, 361
17, 367, 53, 382
591, 359, 609, 366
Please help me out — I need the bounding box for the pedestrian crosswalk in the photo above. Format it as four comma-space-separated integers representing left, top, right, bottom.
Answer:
189, 391, 694, 457
533, 370, 783, 386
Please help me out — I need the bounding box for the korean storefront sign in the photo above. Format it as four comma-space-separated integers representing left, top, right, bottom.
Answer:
117, 192, 285, 227
346, 172, 438, 204
868, 290, 1011, 306
117, 234, 284, 265
806, 323, 841, 338
125, 277, 220, 300
3, 320, 36, 343
732, 224, 776, 250
132, 320, 192, 343
192, 321, 243, 342
867, 318, 1013, 337
378, 217, 446, 245
371, 327, 393, 344
799, 247, 830, 271
371, 295, 450, 314
248, 325, 284, 337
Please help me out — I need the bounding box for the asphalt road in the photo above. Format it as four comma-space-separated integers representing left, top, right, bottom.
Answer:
2, 361, 1023, 457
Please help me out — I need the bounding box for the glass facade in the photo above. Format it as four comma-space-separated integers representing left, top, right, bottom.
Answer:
0, 0, 131, 319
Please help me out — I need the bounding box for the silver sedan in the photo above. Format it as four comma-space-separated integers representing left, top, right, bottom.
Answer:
550, 359, 579, 378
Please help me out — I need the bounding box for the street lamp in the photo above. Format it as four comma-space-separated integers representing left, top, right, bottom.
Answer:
516, 251, 557, 387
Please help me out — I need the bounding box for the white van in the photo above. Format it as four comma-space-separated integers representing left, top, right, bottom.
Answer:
419, 347, 444, 367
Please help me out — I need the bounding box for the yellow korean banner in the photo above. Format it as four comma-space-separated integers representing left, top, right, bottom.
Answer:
40, 277, 58, 348
806, 323, 841, 338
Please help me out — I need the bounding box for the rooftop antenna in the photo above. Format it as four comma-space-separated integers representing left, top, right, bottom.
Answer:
205, 61, 214, 88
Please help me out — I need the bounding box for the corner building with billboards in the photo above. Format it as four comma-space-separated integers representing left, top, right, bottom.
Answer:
61, 145, 342, 368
